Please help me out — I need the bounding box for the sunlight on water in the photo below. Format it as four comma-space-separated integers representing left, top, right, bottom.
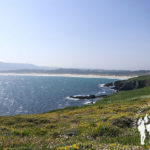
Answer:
0, 76, 116, 116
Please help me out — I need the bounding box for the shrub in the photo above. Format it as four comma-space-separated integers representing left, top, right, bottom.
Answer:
111, 116, 133, 128
90, 125, 122, 138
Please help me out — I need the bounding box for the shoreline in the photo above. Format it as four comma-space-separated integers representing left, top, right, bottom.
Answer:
0, 73, 136, 80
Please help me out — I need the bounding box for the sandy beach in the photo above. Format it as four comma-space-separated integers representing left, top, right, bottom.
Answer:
0, 73, 136, 80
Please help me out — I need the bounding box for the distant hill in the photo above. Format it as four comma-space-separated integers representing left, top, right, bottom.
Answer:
0, 62, 57, 71
1, 68, 150, 76
0, 62, 150, 76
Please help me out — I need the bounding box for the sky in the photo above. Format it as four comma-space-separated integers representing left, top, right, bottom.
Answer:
0, 0, 150, 70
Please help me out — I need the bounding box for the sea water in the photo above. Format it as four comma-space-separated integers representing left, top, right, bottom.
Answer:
0, 75, 117, 116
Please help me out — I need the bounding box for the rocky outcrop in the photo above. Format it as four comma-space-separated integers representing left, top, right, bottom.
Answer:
70, 94, 107, 100
104, 82, 114, 87
113, 80, 149, 91
105, 75, 150, 91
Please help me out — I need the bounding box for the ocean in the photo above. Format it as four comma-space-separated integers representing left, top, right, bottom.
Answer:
0, 75, 117, 116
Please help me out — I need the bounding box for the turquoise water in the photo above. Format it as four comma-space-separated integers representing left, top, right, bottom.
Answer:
0, 76, 116, 116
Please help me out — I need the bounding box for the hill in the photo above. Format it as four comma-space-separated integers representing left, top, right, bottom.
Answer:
0, 62, 41, 71
1, 63, 150, 77
0, 76, 150, 149
0, 62, 57, 71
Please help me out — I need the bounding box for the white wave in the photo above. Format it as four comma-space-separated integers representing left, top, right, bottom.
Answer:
73, 94, 90, 96
16, 110, 23, 113
84, 101, 96, 105
99, 84, 105, 88
73, 94, 89, 97
96, 91, 106, 95
66, 94, 91, 101
110, 88, 116, 92
19, 106, 23, 109
84, 101, 92, 104
66, 96, 79, 101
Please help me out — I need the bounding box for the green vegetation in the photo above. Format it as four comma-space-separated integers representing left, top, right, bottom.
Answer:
113, 75, 150, 91
1, 76, 150, 149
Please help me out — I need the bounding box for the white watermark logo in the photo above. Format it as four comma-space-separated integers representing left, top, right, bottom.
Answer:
137, 114, 150, 145
132, 103, 150, 145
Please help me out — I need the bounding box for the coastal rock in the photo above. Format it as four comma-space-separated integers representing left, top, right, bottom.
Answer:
105, 75, 150, 91
104, 82, 113, 87
113, 79, 149, 91
70, 94, 107, 100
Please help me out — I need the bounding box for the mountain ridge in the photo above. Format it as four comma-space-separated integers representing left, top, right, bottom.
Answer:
0, 61, 58, 71
0, 61, 150, 76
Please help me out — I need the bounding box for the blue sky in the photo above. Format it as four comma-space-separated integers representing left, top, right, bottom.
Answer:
0, 0, 150, 70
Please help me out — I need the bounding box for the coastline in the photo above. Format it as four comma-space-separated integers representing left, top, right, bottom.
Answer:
0, 73, 136, 80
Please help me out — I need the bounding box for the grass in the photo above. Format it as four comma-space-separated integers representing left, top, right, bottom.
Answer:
1, 76, 150, 149
96, 86, 150, 104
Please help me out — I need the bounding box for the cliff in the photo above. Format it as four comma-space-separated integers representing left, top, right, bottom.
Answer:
106, 75, 150, 91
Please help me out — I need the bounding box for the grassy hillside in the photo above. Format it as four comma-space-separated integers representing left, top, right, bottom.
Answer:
1, 76, 150, 149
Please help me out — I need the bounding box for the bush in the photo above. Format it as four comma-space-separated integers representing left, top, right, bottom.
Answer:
90, 125, 122, 138
111, 116, 133, 128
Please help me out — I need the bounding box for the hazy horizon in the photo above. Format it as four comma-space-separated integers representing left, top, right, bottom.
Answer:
0, 0, 150, 70
1, 61, 150, 71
